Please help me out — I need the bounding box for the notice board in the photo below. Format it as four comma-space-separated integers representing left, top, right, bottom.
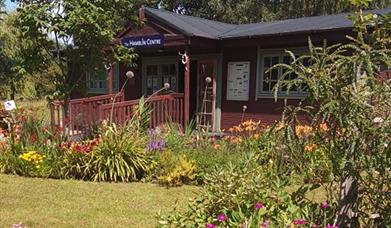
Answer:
226, 61, 250, 101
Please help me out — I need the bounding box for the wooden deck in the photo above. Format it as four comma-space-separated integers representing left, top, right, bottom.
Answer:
50, 93, 184, 136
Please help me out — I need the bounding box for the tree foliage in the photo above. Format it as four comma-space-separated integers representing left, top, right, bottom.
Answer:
13, 0, 153, 100
161, 0, 391, 23
0, 13, 45, 99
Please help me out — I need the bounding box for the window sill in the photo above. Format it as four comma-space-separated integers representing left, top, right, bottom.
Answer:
256, 93, 307, 100
87, 89, 108, 94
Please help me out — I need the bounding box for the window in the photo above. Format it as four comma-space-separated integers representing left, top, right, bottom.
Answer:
87, 63, 119, 94
145, 63, 178, 95
258, 51, 308, 98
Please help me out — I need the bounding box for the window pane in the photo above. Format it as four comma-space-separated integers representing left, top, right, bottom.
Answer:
264, 57, 271, 68
147, 65, 158, 75
283, 55, 291, 65
271, 56, 279, 66
271, 69, 278, 80
162, 65, 169, 75
263, 82, 270, 91
169, 64, 176, 75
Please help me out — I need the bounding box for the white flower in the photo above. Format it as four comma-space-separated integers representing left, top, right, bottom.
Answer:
369, 214, 380, 219
373, 117, 384, 123
385, 143, 388, 148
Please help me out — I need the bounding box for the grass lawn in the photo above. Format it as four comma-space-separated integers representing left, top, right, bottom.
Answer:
0, 174, 199, 227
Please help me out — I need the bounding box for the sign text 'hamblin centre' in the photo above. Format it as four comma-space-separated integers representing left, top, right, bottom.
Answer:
122, 34, 165, 49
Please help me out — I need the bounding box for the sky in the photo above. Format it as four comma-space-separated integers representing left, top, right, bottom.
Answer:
5, 0, 16, 12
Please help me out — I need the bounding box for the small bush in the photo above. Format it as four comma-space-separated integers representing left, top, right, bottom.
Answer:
153, 150, 196, 187
177, 146, 244, 185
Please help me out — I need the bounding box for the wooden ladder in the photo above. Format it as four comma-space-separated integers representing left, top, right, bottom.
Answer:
196, 85, 213, 131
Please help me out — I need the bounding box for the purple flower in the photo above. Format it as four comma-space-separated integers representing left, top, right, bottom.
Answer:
255, 202, 265, 210
260, 221, 269, 227
321, 201, 329, 209
205, 223, 215, 228
217, 213, 227, 222
326, 224, 339, 228
293, 219, 306, 226
147, 139, 166, 152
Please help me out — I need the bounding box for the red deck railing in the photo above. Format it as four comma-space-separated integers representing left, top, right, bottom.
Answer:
50, 92, 184, 136
50, 92, 124, 135
98, 93, 184, 128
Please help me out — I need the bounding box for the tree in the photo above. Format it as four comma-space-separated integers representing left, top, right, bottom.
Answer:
14, 0, 152, 101
0, 13, 36, 99
275, 0, 391, 225
160, 0, 391, 23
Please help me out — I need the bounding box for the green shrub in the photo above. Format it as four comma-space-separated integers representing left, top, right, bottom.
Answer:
154, 150, 196, 187
158, 154, 336, 227
177, 146, 244, 185
0, 149, 26, 175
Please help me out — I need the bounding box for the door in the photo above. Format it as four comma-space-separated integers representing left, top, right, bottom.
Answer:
196, 60, 217, 131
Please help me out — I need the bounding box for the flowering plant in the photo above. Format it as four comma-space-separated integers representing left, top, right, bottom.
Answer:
224, 120, 266, 144
60, 138, 100, 154
158, 158, 337, 227
19, 151, 45, 169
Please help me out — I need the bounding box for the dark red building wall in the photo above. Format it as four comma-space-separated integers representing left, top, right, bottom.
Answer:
221, 47, 303, 130
220, 31, 352, 130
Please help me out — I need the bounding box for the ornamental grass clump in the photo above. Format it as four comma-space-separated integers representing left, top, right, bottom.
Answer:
87, 123, 150, 182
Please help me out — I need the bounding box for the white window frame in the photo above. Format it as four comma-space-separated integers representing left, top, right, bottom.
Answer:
142, 57, 179, 95
257, 48, 308, 99
86, 63, 119, 94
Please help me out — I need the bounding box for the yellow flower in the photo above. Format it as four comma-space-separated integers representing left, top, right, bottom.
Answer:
19, 151, 44, 165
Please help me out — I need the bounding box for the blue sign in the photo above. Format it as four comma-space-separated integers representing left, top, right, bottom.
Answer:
122, 34, 165, 49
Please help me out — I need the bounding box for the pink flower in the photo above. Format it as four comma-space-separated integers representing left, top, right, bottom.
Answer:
326, 224, 339, 228
293, 219, 306, 226
255, 202, 265, 210
205, 223, 215, 228
313, 225, 319, 228
217, 213, 227, 222
321, 201, 329, 209
260, 221, 269, 227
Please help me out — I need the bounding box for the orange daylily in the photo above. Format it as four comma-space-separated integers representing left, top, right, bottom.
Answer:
304, 143, 317, 152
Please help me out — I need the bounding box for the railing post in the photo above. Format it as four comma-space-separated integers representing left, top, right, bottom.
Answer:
184, 48, 190, 127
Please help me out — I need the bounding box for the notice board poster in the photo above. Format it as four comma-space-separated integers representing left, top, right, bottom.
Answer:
226, 61, 250, 101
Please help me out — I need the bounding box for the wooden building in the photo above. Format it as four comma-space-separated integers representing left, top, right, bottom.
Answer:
54, 7, 391, 134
